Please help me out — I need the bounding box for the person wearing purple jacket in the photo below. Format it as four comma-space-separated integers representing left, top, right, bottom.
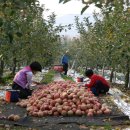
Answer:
12, 61, 42, 99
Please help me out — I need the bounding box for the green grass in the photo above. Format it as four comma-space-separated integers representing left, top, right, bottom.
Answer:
0, 126, 38, 130
61, 74, 74, 81
103, 124, 112, 130
0, 74, 14, 85
41, 70, 56, 84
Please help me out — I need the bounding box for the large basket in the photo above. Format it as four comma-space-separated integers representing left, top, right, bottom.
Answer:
53, 65, 63, 72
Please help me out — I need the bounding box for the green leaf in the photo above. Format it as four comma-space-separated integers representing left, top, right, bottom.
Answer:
59, 0, 64, 3
14, 0, 26, 9
8, 33, 13, 44
63, 0, 71, 4
16, 32, 23, 37
0, 54, 3, 59
0, 0, 7, 3
10, 10, 15, 16
93, 0, 100, 3
0, 18, 3, 27
109, 7, 112, 12
81, 5, 89, 15
95, 4, 103, 8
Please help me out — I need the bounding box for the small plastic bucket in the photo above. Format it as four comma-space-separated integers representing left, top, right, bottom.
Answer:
77, 77, 84, 82
5, 89, 19, 102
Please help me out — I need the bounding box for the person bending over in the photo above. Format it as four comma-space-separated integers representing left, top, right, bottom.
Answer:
12, 61, 42, 99
85, 69, 110, 96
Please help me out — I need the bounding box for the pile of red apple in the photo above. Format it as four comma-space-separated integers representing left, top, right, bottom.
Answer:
16, 81, 111, 117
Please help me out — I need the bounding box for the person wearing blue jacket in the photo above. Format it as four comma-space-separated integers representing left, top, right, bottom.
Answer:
61, 50, 69, 75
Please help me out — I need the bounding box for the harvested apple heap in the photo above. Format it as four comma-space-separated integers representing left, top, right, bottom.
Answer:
16, 81, 111, 117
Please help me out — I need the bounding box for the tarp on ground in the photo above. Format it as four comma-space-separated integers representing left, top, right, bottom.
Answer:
0, 100, 130, 128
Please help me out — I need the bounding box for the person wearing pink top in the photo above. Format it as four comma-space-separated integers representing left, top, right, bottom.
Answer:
12, 61, 42, 99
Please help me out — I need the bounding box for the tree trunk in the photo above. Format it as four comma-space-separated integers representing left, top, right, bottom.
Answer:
128, 74, 130, 88
12, 57, 17, 75
114, 71, 116, 83
102, 65, 105, 77
125, 60, 129, 88
26, 60, 30, 66
0, 60, 4, 79
110, 68, 114, 83
17, 63, 20, 70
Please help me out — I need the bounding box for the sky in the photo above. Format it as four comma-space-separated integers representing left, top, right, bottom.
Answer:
38, 0, 101, 37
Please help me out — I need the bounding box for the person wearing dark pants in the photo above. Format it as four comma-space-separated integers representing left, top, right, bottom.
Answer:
12, 61, 42, 99
85, 69, 110, 96
12, 83, 32, 99
63, 63, 68, 75
61, 50, 69, 75
90, 80, 109, 96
